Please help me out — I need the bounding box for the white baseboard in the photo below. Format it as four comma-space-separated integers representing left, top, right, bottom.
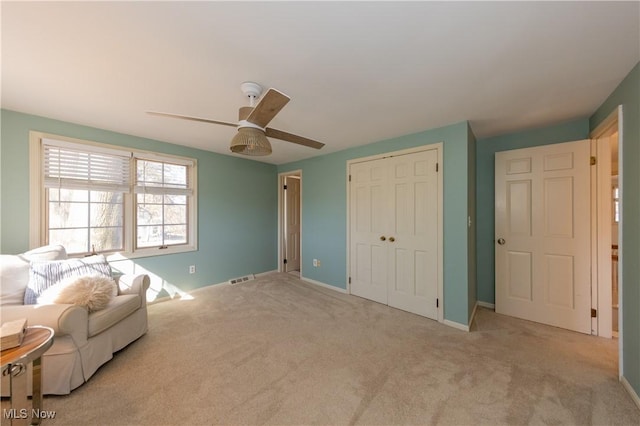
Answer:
621, 376, 640, 410
443, 319, 470, 332
469, 301, 479, 329
300, 276, 348, 294
477, 301, 495, 310
444, 302, 480, 332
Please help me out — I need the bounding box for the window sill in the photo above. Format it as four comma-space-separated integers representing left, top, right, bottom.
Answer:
106, 245, 197, 262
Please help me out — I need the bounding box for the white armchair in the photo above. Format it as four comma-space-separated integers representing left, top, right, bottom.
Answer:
1, 245, 150, 395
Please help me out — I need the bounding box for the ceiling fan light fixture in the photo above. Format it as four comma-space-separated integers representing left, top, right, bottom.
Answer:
230, 127, 272, 156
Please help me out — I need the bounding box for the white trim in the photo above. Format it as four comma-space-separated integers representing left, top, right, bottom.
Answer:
477, 301, 495, 310
617, 106, 624, 378
29, 133, 44, 248
590, 107, 620, 140
589, 105, 624, 376
345, 142, 444, 323
443, 319, 470, 332
468, 301, 479, 329
347, 144, 438, 165
300, 276, 348, 294
621, 376, 640, 411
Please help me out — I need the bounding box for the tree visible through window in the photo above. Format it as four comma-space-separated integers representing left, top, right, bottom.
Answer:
48, 189, 124, 254
35, 134, 197, 257
135, 159, 189, 248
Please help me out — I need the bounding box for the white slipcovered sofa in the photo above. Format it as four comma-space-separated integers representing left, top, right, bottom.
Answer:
1, 245, 150, 395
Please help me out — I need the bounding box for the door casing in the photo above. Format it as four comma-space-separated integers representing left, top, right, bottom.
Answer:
590, 105, 624, 379
278, 170, 302, 273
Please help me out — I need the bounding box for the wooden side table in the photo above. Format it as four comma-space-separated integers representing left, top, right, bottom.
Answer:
1, 326, 54, 425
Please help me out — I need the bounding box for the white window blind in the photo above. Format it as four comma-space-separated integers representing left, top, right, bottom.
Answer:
43, 139, 130, 192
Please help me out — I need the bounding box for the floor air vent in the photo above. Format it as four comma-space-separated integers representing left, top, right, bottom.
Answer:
229, 274, 255, 285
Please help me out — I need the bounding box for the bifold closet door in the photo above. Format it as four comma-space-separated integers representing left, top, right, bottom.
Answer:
386, 150, 439, 319
349, 149, 439, 319
350, 156, 389, 305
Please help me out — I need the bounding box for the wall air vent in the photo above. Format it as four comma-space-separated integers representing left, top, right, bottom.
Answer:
229, 274, 255, 285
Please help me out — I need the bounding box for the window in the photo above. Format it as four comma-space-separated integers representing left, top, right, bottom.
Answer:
43, 141, 129, 254
135, 159, 191, 249
31, 133, 197, 257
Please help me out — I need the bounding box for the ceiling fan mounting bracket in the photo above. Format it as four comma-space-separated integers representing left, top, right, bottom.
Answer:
237, 120, 265, 132
240, 81, 263, 102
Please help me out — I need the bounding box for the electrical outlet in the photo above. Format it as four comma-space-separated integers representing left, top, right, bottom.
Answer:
189, 265, 196, 274
317, 260, 321, 267
313, 259, 318, 267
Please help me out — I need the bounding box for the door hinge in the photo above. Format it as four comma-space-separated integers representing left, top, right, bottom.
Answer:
436, 298, 439, 308
591, 308, 597, 318
349, 174, 352, 182
590, 156, 596, 166
283, 258, 288, 264
436, 162, 439, 172
283, 184, 287, 190
348, 277, 351, 284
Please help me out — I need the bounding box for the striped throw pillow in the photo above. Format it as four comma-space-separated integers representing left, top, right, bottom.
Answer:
25, 255, 112, 305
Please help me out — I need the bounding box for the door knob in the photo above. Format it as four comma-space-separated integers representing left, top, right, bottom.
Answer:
497, 238, 506, 245
380, 236, 386, 241
389, 237, 395, 242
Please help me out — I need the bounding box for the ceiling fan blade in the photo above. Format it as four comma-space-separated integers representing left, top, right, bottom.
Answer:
147, 111, 236, 127
246, 89, 290, 128
265, 127, 325, 149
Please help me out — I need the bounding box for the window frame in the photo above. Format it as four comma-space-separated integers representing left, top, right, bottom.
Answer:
30, 131, 198, 259
133, 156, 193, 252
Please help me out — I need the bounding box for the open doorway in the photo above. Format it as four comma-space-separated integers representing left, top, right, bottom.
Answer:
591, 106, 623, 345
278, 171, 301, 276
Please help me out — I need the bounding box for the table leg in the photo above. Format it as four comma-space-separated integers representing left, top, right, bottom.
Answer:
31, 357, 43, 425
8, 362, 29, 426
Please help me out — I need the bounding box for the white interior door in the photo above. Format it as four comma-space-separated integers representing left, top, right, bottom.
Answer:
349, 149, 439, 319
284, 176, 301, 272
495, 140, 592, 334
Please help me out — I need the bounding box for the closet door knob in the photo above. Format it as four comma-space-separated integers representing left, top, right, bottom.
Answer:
380, 236, 386, 241
389, 237, 395, 242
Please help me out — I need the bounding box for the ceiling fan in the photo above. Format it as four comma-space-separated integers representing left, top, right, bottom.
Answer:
147, 82, 324, 156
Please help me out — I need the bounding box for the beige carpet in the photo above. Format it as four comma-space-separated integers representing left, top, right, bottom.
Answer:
21, 273, 640, 424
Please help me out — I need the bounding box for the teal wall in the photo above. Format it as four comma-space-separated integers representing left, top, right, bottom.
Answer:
279, 121, 475, 326
590, 62, 640, 398
0, 109, 278, 298
475, 119, 590, 304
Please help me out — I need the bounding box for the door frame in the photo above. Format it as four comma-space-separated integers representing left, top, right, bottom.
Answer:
590, 105, 624, 378
278, 170, 302, 273
346, 143, 444, 323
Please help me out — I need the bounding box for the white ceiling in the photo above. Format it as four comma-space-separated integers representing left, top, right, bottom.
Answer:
2, 2, 639, 165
